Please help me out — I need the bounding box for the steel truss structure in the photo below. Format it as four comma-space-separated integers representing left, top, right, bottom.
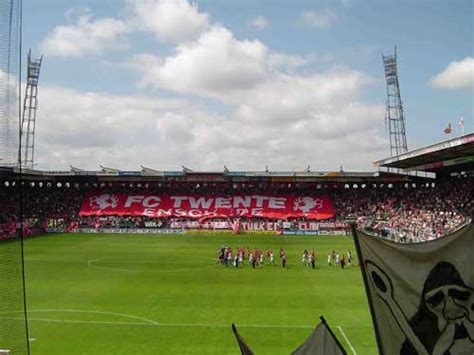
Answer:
383, 47, 408, 157
20, 49, 42, 169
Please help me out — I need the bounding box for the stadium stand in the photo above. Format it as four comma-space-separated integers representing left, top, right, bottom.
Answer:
0, 133, 472, 242
0, 173, 471, 243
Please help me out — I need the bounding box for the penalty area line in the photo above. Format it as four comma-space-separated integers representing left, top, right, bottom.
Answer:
337, 325, 357, 355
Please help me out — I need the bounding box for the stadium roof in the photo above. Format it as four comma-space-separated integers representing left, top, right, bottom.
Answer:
374, 133, 474, 173
0, 165, 418, 183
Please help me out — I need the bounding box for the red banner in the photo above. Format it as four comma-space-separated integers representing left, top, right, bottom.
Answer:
79, 194, 334, 220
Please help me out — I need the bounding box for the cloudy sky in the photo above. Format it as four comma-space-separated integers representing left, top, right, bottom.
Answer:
21, 0, 473, 171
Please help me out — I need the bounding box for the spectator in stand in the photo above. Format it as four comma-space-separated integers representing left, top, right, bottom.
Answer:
0, 177, 471, 241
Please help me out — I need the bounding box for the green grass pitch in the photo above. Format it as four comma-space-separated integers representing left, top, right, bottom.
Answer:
17, 233, 377, 354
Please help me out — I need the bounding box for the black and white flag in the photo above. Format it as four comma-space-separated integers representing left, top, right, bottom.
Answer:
231, 324, 254, 355
292, 316, 347, 355
353, 222, 474, 355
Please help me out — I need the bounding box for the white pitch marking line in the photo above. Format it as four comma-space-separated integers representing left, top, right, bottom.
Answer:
29, 338, 36, 342
0, 309, 158, 325
0, 316, 314, 329
0, 317, 156, 327
337, 325, 357, 355
0, 308, 327, 331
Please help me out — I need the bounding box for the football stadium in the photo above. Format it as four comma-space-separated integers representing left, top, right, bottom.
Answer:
1, 1, 473, 355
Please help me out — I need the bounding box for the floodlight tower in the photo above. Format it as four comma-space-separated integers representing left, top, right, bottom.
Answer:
21, 49, 42, 169
383, 46, 408, 157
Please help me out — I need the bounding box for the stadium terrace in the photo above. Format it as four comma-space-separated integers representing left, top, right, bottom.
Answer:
1, 133, 472, 242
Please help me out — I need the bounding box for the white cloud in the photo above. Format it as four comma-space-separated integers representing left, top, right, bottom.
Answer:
249, 16, 268, 29
115, 3, 386, 171
430, 57, 474, 89
34, 63, 386, 171
130, 26, 270, 97
35, 86, 199, 169
34, 1, 388, 171
267, 52, 309, 70
39, 12, 129, 57
64, 6, 92, 21
301, 10, 337, 29
39, 0, 211, 57
128, 0, 210, 43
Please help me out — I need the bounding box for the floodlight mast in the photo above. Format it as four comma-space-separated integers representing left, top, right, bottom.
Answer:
383, 46, 408, 157
20, 49, 42, 169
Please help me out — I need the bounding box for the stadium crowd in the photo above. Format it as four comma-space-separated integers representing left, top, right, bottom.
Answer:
352, 179, 472, 240
0, 177, 471, 241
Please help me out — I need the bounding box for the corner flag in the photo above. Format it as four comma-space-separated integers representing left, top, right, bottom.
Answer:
231, 324, 254, 355
292, 316, 347, 355
353, 222, 474, 355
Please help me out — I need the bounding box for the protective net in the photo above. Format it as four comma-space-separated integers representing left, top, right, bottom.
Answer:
0, 0, 20, 166
0, 0, 29, 353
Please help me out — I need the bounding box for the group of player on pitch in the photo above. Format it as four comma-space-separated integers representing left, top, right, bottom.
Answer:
217, 246, 355, 270
327, 250, 354, 269
217, 246, 286, 268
